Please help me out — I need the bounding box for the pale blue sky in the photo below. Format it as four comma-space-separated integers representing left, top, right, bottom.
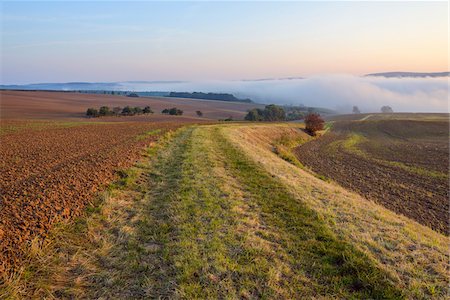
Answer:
1, 1, 448, 84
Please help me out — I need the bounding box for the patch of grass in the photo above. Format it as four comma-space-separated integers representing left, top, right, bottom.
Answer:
383, 161, 448, 180
341, 133, 367, 157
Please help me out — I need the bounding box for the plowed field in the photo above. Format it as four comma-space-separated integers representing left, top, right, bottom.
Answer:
295, 117, 449, 234
0, 90, 262, 120
0, 120, 191, 273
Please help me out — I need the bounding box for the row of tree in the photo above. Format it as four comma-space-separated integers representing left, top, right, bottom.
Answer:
86, 105, 153, 117
161, 107, 184, 115
168, 92, 252, 103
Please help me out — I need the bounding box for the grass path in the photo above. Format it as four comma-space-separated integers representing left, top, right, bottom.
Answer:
2, 124, 447, 299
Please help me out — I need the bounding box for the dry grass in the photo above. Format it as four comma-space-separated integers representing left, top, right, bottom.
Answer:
223, 123, 449, 298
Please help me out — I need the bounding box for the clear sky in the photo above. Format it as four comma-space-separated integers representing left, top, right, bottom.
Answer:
1, 1, 448, 84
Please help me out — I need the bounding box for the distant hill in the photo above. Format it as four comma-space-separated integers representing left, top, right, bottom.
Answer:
0, 81, 185, 91
365, 72, 449, 78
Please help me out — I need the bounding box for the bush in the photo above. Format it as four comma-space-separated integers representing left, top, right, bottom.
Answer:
196, 110, 203, 117
304, 113, 325, 136
86, 108, 99, 117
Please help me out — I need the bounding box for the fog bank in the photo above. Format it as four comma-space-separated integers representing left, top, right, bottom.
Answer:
119, 75, 448, 113
3, 74, 448, 113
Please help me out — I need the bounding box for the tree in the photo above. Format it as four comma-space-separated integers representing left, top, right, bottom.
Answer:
245, 108, 264, 121
143, 106, 153, 114
168, 108, 183, 115
352, 106, 361, 114
196, 110, 203, 117
381, 106, 393, 113
86, 108, 99, 118
244, 105, 285, 121
304, 113, 325, 136
162, 107, 183, 115
122, 106, 133, 115
99, 106, 111, 116
263, 104, 286, 121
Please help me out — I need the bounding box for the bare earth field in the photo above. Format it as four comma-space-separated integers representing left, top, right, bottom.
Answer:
295, 114, 449, 234
0, 119, 198, 273
0, 90, 262, 120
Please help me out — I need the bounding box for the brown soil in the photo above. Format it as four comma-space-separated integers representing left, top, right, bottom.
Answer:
0, 90, 262, 120
0, 120, 193, 274
295, 119, 449, 235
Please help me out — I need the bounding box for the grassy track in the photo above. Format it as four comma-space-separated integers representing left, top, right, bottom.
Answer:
2, 123, 447, 299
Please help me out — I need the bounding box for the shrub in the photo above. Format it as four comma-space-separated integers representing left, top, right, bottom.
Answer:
304, 113, 325, 136
196, 110, 203, 117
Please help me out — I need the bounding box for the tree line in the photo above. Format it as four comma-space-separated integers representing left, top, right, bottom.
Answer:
86, 105, 153, 117
161, 107, 184, 115
168, 92, 252, 103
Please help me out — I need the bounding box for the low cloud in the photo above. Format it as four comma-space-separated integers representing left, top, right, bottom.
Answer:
120, 74, 449, 113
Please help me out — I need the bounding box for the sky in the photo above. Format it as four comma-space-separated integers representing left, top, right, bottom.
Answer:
1, 1, 448, 84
